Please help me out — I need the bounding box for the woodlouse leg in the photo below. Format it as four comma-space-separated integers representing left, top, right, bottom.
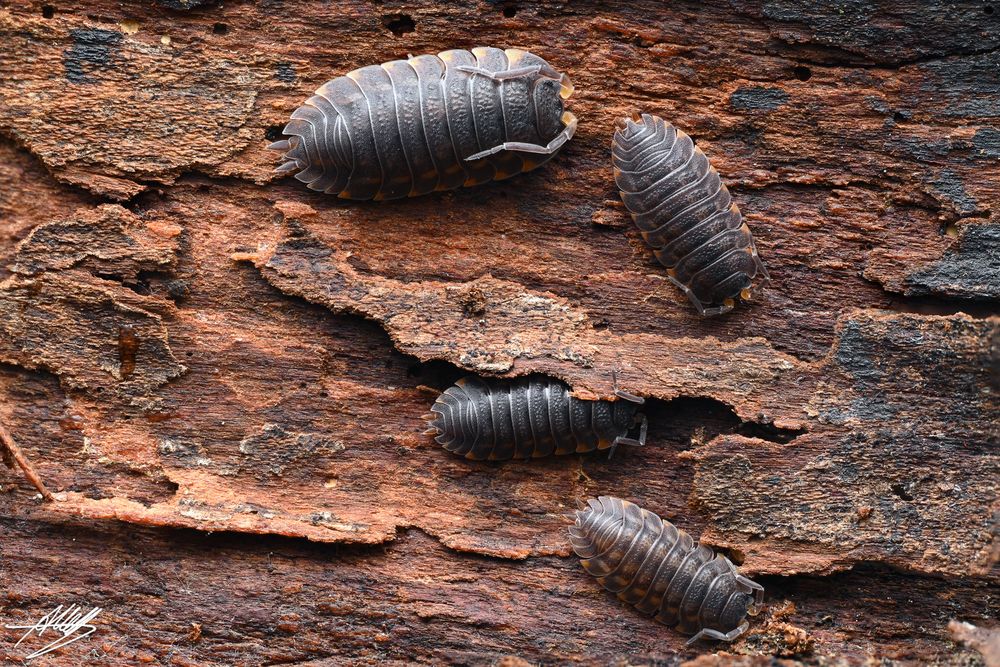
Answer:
665, 274, 708, 315
752, 252, 771, 282
685, 621, 749, 646
465, 113, 578, 161
456, 63, 565, 82
666, 274, 735, 316
607, 424, 645, 460
455, 64, 542, 80
700, 302, 735, 317
634, 413, 648, 447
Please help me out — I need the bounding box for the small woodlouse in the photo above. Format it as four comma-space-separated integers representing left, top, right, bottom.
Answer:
422, 376, 647, 460
269, 47, 576, 200
570, 496, 763, 645
612, 113, 769, 316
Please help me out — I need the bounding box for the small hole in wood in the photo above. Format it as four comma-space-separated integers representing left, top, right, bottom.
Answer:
890, 483, 914, 501
792, 65, 812, 81
381, 13, 415, 37
41, 5, 55, 18
985, 5, 995, 14
213, 22, 228, 35
265, 125, 283, 141
502, 4, 517, 17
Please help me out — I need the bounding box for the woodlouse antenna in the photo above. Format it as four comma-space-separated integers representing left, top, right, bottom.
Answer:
612, 369, 644, 404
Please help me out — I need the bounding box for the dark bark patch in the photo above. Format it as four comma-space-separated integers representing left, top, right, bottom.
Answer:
64, 29, 122, 84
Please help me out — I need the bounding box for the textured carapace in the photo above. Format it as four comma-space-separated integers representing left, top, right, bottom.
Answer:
569, 496, 763, 645
612, 113, 769, 316
269, 47, 576, 200
422, 376, 646, 461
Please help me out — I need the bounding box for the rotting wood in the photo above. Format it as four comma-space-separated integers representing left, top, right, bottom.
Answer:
0, 0, 997, 663
0, 421, 54, 501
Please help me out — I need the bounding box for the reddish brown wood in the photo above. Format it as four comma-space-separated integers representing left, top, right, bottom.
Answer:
0, 421, 53, 500
0, 0, 997, 663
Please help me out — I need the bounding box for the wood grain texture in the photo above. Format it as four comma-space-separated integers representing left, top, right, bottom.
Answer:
0, 0, 997, 664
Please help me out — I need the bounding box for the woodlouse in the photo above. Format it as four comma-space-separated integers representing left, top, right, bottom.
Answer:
422, 376, 646, 460
269, 47, 576, 200
570, 496, 763, 645
612, 113, 769, 316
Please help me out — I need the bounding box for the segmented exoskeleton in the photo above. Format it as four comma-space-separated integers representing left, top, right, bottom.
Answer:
269, 47, 577, 200
569, 496, 763, 645
422, 376, 646, 460
612, 113, 769, 316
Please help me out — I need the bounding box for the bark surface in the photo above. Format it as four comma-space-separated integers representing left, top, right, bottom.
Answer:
0, 0, 997, 664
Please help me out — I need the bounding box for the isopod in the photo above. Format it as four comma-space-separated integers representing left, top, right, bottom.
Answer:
422, 376, 646, 460
612, 113, 769, 316
569, 496, 763, 645
269, 47, 576, 200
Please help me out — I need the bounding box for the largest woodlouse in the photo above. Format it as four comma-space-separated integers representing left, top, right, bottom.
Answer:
269, 47, 576, 200
612, 113, 769, 316
422, 376, 647, 460
569, 496, 763, 645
